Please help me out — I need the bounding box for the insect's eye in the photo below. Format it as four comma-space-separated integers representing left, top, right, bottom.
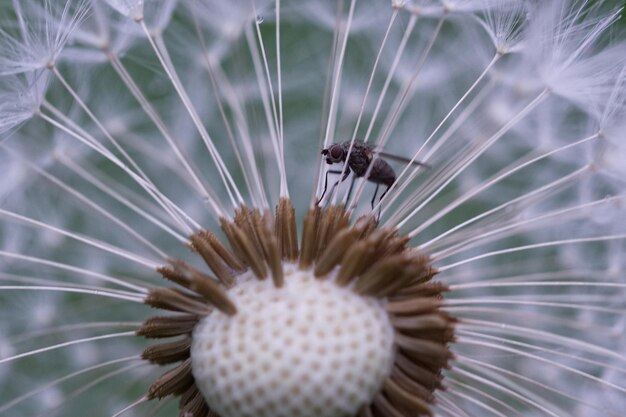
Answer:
330, 146, 343, 160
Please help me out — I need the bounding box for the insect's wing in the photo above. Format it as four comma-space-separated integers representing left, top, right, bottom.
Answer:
376, 151, 431, 169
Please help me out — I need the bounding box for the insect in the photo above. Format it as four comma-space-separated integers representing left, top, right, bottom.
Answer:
318, 140, 430, 209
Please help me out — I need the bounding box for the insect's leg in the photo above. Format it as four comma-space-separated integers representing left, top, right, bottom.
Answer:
370, 184, 380, 210
345, 175, 357, 206
375, 184, 392, 221
317, 169, 348, 206
329, 169, 351, 203
379, 184, 392, 203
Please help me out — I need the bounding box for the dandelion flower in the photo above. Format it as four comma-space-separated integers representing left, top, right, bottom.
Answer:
1, 0, 626, 416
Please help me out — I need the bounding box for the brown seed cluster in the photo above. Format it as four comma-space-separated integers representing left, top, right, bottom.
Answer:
138, 198, 454, 417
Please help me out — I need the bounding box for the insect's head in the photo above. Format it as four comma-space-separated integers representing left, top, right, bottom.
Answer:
321, 143, 344, 164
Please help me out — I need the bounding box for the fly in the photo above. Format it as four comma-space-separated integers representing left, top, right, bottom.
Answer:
317, 140, 430, 209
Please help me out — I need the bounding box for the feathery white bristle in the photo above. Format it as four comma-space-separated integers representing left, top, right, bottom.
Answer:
0, 0, 89, 74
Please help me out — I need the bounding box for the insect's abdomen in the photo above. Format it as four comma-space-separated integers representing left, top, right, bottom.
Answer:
368, 159, 395, 186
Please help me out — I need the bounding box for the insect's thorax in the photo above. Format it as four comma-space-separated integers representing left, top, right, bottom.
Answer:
342, 141, 373, 177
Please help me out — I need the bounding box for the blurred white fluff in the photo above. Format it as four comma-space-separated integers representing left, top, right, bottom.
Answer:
0, 0, 89, 74
524, 1, 625, 105
102, 0, 144, 20
0, 72, 49, 134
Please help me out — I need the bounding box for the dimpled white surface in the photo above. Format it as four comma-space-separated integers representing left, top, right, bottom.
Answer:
191, 267, 395, 417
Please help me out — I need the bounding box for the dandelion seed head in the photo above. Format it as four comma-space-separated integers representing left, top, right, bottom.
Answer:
191, 267, 394, 417
138, 203, 449, 415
